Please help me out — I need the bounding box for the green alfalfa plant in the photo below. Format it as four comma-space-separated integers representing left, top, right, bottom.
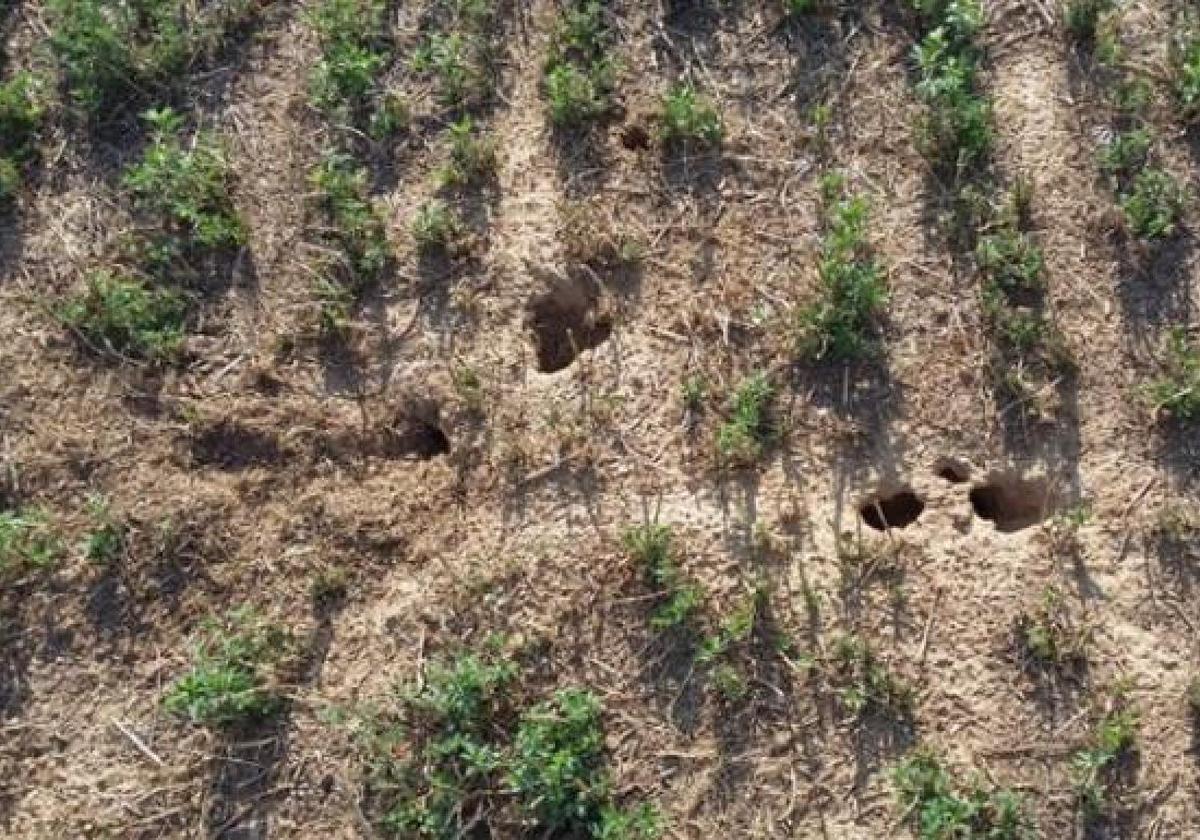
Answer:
543, 1, 617, 128
306, 0, 390, 121
163, 608, 295, 727
0, 507, 62, 580
893, 748, 1034, 839
1148, 327, 1200, 422
658, 84, 723, 147
59, 271, 188, 360
797, 174, 888, 361
715, 373, 775, 465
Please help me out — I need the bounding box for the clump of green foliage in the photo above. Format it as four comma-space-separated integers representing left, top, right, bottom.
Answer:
366, 649, 660, 839
1014, 586, 1088, 669
696, 586, 765, 702
48, 0, 257, 115
0, 508, 61, 579
437, 115, 498, 186
623, 523, 703, 632
123, 107, 246, 271
163, 609, 294, 727
715, 373, 775, 464
1065, 0, 1113, 46
60, 271, 187, 360
658, 85, 723, 147
307, 0, 395, 132
1071, 695, 1139, 818
0, 73, 44, 202
911, 0, 991, 173
827, 634, 912, 719
1118, 168, 1186, 240
309, 152, 392, 335
783, 0, 814, 16
797, 172, 887, 360
83, 494, 127, 564
412, 2, 498, 110
412, 199, 462, 251
1170, 31, 1200, 120
1148, 327, 1200, 421
893, 748, 1033, 839
543, 1, 617, 127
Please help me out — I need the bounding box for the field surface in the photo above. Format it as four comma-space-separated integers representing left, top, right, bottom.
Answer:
3, 0, 1200, 838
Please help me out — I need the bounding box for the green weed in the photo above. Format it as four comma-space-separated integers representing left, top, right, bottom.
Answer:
893, 749, 1033, 839
163, 609, 293, 727
60, 271, 187, 360
0, 508, 61, 579
658, 85, 723, 147
83, 494, 127, 564
1015, 587, 1088, 669
715, 373, 775, 464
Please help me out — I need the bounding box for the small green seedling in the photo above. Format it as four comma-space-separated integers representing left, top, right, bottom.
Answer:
658, 85, 723, 147
716, 373, 775, 464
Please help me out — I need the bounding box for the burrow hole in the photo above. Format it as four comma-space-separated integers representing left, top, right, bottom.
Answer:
859, 487, 926, 531
969, 473, 1051, 533
527, 273, 612, 373
933, 456, 971, 484
383, 401, 450, 459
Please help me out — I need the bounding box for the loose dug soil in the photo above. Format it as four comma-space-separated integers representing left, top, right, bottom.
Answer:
2, 1, 1200, 838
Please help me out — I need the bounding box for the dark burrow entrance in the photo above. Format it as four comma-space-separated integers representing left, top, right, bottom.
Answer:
527, 274, 612, 373
859, 488, 925, 531
933, 456, 971, 484
969, 474, 1051, 533
379, 401, 451, 459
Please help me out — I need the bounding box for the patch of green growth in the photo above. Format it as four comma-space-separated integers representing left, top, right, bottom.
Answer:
623, 523, 704, 632
123, 108, 246, 269
369, 649, 659, 839
412, 199, 461, 251
783, 0, 813, 16
1015, 587, 1088, 669
1071, 698, 1138, 818
681, 374, 707, 413
163, 609, 293, 727
1065, 0, 1113, 46
1118, 167, 1186, 240
828, 634, 911, 719
0, 72, 44, 202
544, 1, 616, 128
1098, 128, 1152, 180
83, 494, 127, 564
60, 271, 187, 360
911, 0, 990, 172
1171, 33, 1200, 120
311, 566, 348, 607
976, 227, 1044, 297
413, 33, 480, 108
437, 116, 497, 187
0, 508, 61, 579
48, 0, 257, 114
1149, 327, 1200, 421
797, 174, 887, 360
307, 0, 391, 125
509, 688, 610, 830
715, 373, 775, 464
893, 748, 1033, 840
310, 152, 391, 290
658, 85, 723, 147
697, 587, 763, 668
